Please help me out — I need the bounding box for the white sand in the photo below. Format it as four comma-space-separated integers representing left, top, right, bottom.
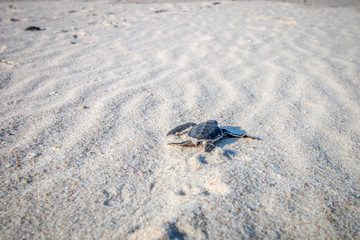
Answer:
1, 0, 359, 239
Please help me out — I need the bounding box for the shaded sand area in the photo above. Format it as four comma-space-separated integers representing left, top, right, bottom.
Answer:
1, 1, 360, 239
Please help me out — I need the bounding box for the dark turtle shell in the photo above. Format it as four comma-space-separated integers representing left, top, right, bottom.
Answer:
188, 120, 222, 140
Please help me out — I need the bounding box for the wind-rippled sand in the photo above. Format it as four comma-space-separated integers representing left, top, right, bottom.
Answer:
0, 1, 359, 239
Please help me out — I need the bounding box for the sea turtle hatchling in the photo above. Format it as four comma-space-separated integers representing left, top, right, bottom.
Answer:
166, 120, 256, 152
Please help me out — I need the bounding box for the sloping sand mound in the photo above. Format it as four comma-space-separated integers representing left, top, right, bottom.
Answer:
0, 1, 359, 239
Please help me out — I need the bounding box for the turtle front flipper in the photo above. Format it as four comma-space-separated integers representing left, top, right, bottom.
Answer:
166, 122, 197, 136
168, 140, 195, 147
222, 129, 256, 140
204, 142, 216, 152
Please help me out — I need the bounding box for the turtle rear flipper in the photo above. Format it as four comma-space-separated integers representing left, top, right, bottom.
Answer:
166, 122, 197, 136
222, 129, 256, 140
168, 140, 195, 146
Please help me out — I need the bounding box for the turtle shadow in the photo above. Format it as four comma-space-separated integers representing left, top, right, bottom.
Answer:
216, 137, 238, 148
222, 149, 236, 160
197, 155, 208, 164
216, 125, 259, 152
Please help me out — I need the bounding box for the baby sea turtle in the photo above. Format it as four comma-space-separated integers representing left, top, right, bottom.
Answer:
167, 120, 255, 152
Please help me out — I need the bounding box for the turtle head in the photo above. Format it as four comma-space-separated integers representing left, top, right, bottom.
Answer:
207, 120, 218, 125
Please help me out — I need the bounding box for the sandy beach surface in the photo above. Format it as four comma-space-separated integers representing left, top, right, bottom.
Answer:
1, 0, 360, 239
